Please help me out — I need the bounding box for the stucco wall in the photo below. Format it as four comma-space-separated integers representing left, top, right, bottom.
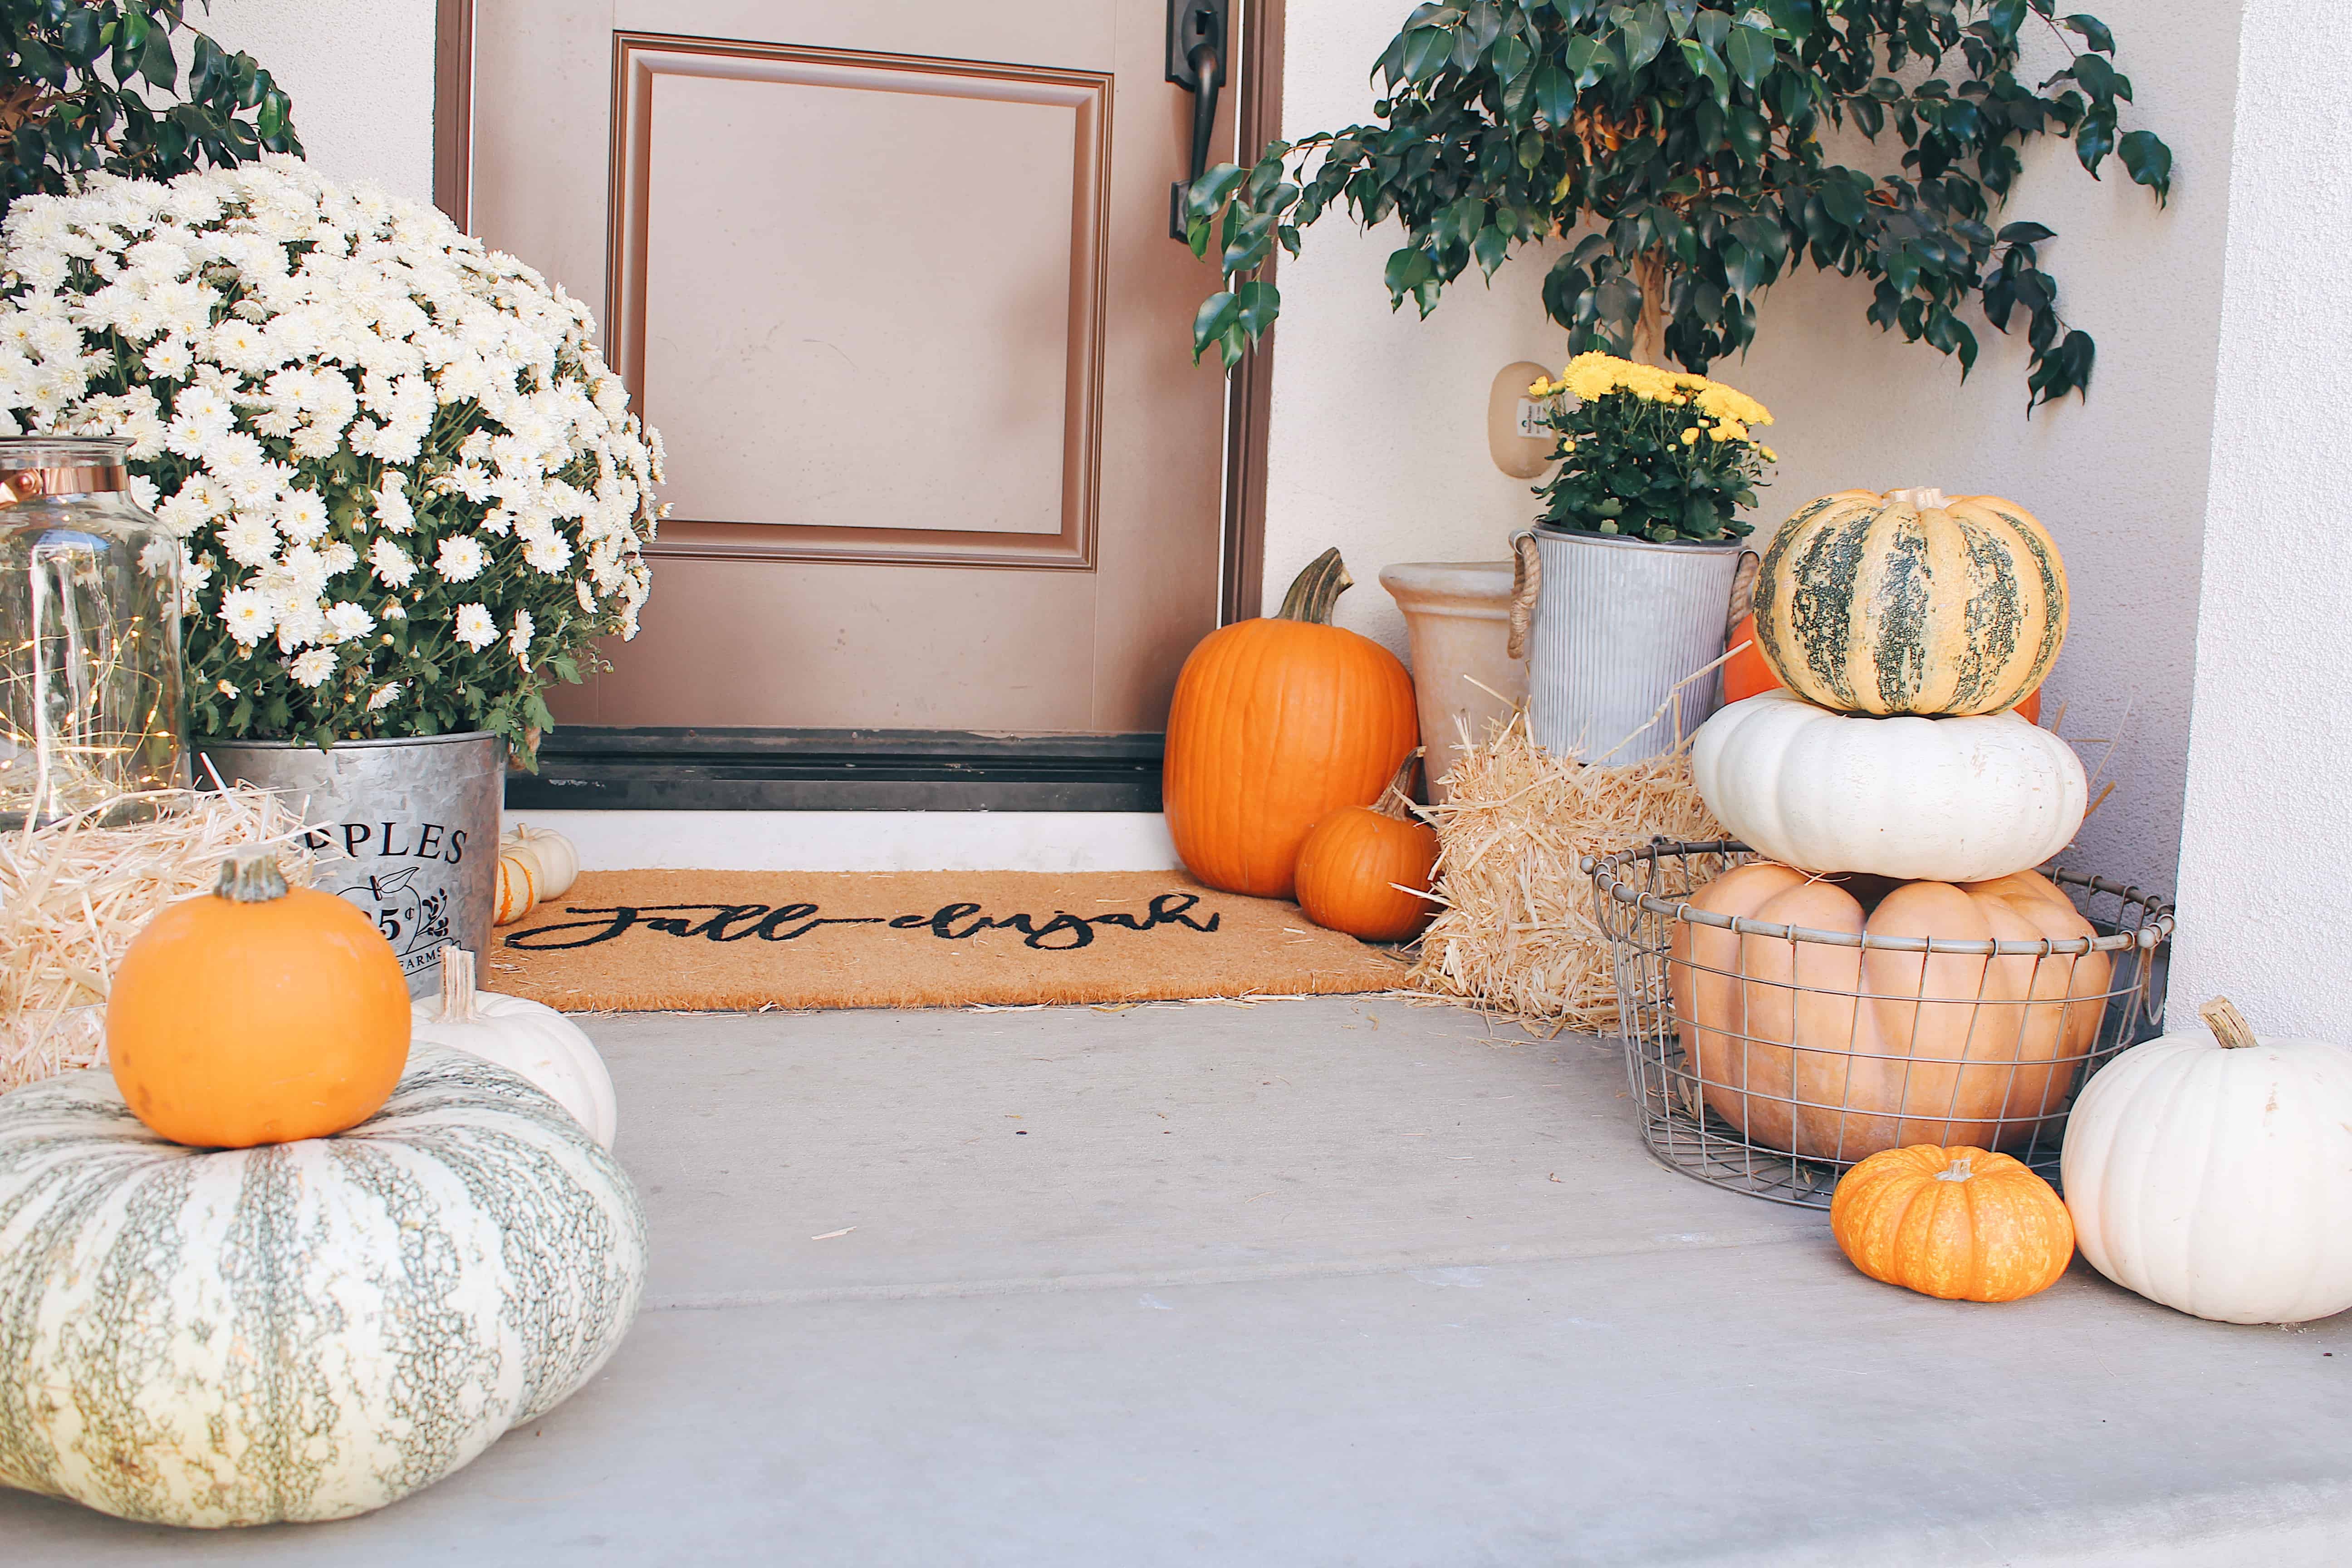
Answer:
203, 0, 438, 206
2164, 1, 2352, 1037
1263, 0, 2234, 897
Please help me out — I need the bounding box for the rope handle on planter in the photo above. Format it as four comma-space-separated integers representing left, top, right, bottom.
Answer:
1725, 548, 1760, 643
1507, 529, 1539, 661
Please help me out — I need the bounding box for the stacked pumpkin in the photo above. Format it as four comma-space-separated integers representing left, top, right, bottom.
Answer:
1681, 487, 2097, 1299
1163, 548, 1436, 941
0, 853, 639, 1527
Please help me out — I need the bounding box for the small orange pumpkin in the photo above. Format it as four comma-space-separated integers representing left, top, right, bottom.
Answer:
1163, 549, 1419, 898
1295, 753, 1439, 942
106, 852, 412, 1148
1830, 1144, 2075, 1302
1723, 612, 2041, 723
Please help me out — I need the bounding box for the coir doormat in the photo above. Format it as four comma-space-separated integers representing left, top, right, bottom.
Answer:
486, 870, 1406, 1012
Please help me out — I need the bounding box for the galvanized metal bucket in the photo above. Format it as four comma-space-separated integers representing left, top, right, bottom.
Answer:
196, 731, 504, 997
1510, 525, 1750, 764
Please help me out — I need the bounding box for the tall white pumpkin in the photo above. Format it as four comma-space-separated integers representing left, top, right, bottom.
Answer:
1692, 689, 2087, 882
2062, 998, 2352, 1325
0, 1047, 646, 1527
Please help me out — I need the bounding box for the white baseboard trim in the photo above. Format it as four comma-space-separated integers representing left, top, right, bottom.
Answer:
502, 810, 1184, 873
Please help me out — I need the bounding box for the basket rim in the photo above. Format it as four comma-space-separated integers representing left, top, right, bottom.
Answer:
1583, 839, 2175, 957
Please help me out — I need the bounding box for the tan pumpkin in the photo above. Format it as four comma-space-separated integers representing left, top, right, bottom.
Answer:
1831, 1144, 2075, 1302
1667, 862, 2109, 1161
1750, 487, 2068, 716
106, 853, 412, 1148
494, 845, 539, 926
1294, 754, 1438, 943
1162, 549, 1419, 898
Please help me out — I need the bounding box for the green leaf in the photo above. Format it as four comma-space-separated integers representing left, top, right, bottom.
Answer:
1532, 62, 1576, 123
2061, 12, 2117, 52
1490, 34, 1532, 88
1192, 291, 1240, 361
1384, 246, 1437, 299
1561, 34, 1608, 89
2119, 128, 2171, 203
1184, 162, 1247, 221
1619, 2, 1670, 69
1725, 24, 1774, 89
1234, 279, 1281, 338
1402, 25, 1454, 83
2074, 111, 2115, 173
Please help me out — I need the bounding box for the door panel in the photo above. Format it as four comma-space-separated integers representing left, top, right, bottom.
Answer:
466, 0, 1231, 736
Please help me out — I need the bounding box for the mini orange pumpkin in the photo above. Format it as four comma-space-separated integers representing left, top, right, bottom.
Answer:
1163, 549, 1419, 898
1295, 753, 1439, 942
106, 852, 412, 1148
1830, 1144, 2075, 1302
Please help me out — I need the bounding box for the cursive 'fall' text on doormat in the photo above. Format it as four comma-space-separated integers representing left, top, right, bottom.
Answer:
485, 870, 1406, 1012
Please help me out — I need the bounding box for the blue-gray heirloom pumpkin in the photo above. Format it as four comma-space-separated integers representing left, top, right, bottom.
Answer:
0, 1046, 646, 1527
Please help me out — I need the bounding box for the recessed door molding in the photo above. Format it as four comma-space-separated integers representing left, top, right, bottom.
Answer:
607, 33, 1112, 569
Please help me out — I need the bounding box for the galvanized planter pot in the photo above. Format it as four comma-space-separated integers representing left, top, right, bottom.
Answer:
1512, 524, 1749, 764
196, 731, 504, 997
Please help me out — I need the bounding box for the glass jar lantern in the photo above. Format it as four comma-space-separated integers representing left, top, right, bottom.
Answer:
0, 437, 188, 827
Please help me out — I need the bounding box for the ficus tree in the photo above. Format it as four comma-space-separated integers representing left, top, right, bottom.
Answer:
1187, 0, 2172, 409
0, 0, 299, 218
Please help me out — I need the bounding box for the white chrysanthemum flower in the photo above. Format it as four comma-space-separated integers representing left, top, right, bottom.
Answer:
452, 602, 496, 649
219, 514, 278, 568
368, 535, 417, 588
219, 586, 276, 645
277, 488, 329, 543
576, 578, 596, 613
435, 533, 486, 583
319, 539, 358, 576
324, 601, 376, 643
368, 681, 403, 711
372, 471, 415, 533
138, 536, 176, 576
289, 647, 337, 687
274, 598, 327, 652
522, 531, 573, 575
508, 608, 534, 661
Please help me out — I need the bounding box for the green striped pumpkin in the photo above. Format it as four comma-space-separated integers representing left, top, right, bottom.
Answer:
0, 1046, 645, 1528
1750, 488, 2068, 716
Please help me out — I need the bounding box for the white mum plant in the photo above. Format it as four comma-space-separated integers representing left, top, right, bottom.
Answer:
0, 156, 662, 765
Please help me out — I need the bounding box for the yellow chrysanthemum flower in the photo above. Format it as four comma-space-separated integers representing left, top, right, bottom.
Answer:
1696, 383, 1773, 427
1710, 419, 1749, 442
1681, 427, 1701, 445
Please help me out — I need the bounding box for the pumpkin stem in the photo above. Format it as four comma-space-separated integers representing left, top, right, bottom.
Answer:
1934, 1156, 1975, 1183
1887, 486, 1949, 511
1374, 750, 1423, 820
2198, 996, 2259, 1050
1275, 547, 1353, 625
439, 946, 478, 1023
214, 852, 288, 904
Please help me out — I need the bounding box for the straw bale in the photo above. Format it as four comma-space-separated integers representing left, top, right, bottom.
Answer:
1407, 713, 1726, 1034
1, 788, 315, 1094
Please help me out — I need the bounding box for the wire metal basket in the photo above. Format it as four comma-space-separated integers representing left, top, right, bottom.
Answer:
1585, 840, 2175, 1209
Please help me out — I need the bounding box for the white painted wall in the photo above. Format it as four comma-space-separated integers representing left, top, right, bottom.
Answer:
202, 0, 438, 205
2165, 1, 2352, 1039
1265, 0, 2235, 897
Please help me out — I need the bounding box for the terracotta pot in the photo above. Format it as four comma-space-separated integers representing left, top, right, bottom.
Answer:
1378, 561, 1525, 801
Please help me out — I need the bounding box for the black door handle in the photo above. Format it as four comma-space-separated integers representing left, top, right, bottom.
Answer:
1167, 0, 1229, 239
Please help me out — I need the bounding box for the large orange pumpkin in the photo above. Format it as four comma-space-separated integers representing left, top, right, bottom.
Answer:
1295, 754, 1439, 942
107, 852, 413, 1148
1668, 862, 2110, 1161
1722, 612, 2039, 723
1164, 549, 1419, 897
1831, 1144, 2075, 1302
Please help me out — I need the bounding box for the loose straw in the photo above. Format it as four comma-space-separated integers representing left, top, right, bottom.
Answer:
1, 785, 315, 1093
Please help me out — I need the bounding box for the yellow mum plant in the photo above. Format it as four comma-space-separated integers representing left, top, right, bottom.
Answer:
1527, 353, 1774, 544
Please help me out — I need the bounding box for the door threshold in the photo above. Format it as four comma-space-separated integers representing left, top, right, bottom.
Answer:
504, 728, 1165, 813
497, 809, 1182, 874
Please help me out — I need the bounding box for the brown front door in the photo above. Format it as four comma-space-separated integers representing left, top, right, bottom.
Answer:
461, 2, 1235, 736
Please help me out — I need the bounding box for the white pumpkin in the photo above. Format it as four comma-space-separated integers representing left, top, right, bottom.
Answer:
1691, 689, 2087, 882
0, 1046, 646, 1527
412, 949, 617, 1149
2062, 998, 2352, 1325
505, 823, 579, 898
494, 844, 539, 926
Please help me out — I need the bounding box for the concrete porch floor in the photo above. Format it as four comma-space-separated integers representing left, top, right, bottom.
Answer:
7, 995, 2351, 1565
